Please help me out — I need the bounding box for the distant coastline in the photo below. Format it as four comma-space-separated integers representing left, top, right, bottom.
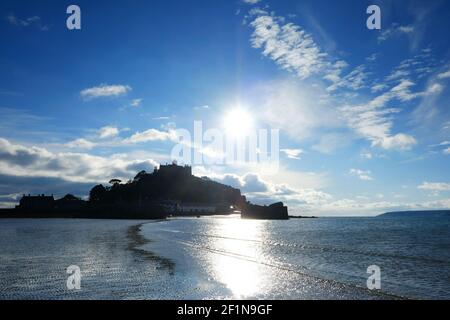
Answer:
289, 215, 317, 219
378, 210, 450, 218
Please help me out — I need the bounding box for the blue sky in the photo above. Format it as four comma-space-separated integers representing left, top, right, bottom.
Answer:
1, 0, 449, 216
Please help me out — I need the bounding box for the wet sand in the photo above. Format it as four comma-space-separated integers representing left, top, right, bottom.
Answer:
0, 219, 175, 299
0, 218, 398, 300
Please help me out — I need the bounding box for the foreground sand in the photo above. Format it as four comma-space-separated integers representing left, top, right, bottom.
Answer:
0, 218, 392, 299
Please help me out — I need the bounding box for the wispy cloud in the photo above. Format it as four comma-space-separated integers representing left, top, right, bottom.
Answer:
130, 98, 143, 107
0, 107, 52, 140
152, 116, 171, 120
349, 169, 373, 181
281, 148, 303, 159
340, 74, 445, 151
80, 84, 132, 100
378, 23, 414, 43
383, 51, 436, 83
65, 138, 95, 150
6, 14, 49, 31
248, 10, 327, 79
245, 5, 448, 155
360, 152, 373, 159
326, 64, 369, 92
194, 105, 210, 110
118, 98, 143, 111
124, 128, 177, 144
98, 126, 119, 139
257, 80, 340, 142
437, 69, 450, 79
371, 84, 388, 93
418, 182, 450, 194
340, 94, 417, 151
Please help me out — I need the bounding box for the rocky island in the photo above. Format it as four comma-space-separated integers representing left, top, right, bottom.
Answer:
0, 162, 289, 220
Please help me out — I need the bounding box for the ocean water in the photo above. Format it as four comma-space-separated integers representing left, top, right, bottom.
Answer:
0, 216, 449, 299
140, 216, 450, 299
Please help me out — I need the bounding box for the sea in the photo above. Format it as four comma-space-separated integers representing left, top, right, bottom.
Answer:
0, 216, 448, 299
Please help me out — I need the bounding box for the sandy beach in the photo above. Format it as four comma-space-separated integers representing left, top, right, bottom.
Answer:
0, 219, 172, 299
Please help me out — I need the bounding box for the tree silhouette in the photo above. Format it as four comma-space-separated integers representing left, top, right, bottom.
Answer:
109, 179, 122, 185
89, 184, 107, 202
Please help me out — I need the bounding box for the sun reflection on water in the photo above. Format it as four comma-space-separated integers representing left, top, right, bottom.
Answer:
208, 218, 269, 298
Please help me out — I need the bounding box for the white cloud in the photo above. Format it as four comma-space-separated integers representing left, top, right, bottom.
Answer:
152, 116, 171, 120
385, 69, 411, 82
0, 138, 158, 183
98, 126, 119, 139
125, 128, 177, 143
208, 172, 269, 193
437, 69, 450, 79
326, 65, 368, 92
80, 84, 131, 100
7, 14, 49, 31
426, 83, 444, 94
378, 23, 414, 42
257, 80, 341, 142
349, 169, 373, 181
280, 148, 303, 159
360, 152, 373, 159
338, 76, 442, 151
194, 105, 210, 110
244, 14, 368, 93
371, 84, 388, 93
244, 6, 446, 155
208, 171, 332, 207
372, 133, 417, 150
243, 0, 261, 4
390, 79, 419, 101
366, 53, 379, 62
245, 10, 442, 153
444, 147, 450, 155
65, 138, 95, 150
130, 98, 143, 107
340, 101, 417, 151
398, 25, 414, 33
191, 164, 450, 215
322, 60, 348, 83
249, 12, 326, 79
418, 182, 450, 192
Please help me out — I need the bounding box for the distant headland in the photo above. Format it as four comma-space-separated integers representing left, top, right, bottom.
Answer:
378, 210, 450, 218
0, 162, 288, 220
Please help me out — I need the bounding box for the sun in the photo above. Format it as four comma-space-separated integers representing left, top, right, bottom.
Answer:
223, 108, 254, 138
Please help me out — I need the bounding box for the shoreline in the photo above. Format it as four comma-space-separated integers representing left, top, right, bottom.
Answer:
126, 221, 175, 274
1, 217, 445, 299
137, 218, 407, 300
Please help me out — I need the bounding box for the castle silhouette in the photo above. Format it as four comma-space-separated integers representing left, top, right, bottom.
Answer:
7, 162, 288, 220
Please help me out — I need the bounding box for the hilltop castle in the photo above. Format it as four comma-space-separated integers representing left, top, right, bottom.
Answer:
5, 162, 288, 220
155, 162, 192, 178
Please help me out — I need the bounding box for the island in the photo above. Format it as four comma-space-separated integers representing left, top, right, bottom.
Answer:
378, 210, 450, 218
0, 162, 289, 220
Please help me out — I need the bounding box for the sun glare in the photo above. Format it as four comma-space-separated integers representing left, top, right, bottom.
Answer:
223, 108, 254, 138
210, 218, 268, 298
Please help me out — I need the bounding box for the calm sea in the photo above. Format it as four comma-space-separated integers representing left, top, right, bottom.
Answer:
0, 216, 449, 299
